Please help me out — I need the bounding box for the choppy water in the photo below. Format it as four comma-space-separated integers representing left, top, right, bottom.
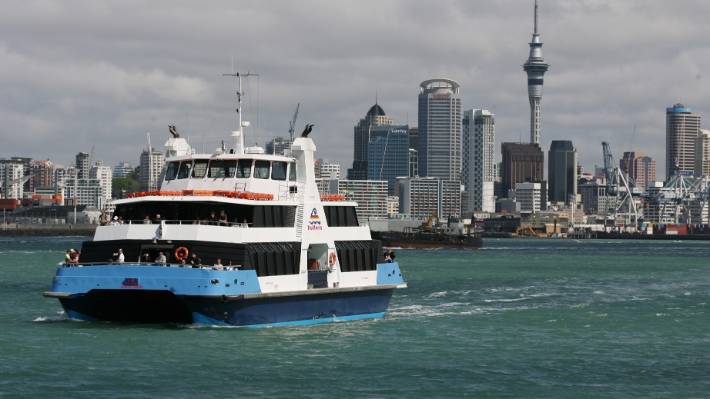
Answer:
1, 237, 709, 398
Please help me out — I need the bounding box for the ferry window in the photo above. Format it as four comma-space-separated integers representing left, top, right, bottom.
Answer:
289, 162, 296, 181
177, 161, 192, 179
192, 160, 208, 178
271, 162, 287, 181
236, 159, 252, 178
254, 161, 270, 179
165, 162, 179, 180
208, 160, 236, 178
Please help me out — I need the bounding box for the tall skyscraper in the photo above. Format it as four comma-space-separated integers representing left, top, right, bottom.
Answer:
0, 159, 24, 199
348, 103, 393, 180
548, 140, 577, 204
501, 142, 544, 196
695, 129, 710, 177
113, 161, 134, 178
90, 161, 113, 206
139, 147, 165, 191
418, 79, 462, 180
462, 109, 496, 212
666, 103, 700, 178
367, 125, 410, 194
633, 156, 656, 192
523, 0, 549, 145
75, 152, 91, 179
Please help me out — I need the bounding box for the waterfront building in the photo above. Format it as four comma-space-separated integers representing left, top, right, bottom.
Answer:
695, 129, 710, 177
139, 147, 165, 192
633, 156, 656, 192
75, 152, 91, 179
63, 178, 103, 209
315, 178, 339, 196
315, 159, 341, 180
53, 167, 68, 189
548, 140, 577, 204
397, 176, 461, 219
30, 160, 54, 191
417, 79, 462, 180
266, 136, 292, 156
579, 181, 614, 215
90, 161, 113, 207
338, 179, 388, 220
10, 157, 32, 193
666, 103, 700, 178
462, 109, 496, 212
501, 142, 544, 196
113, 161, 134, 178
348, 103, 393, 180
367, 125, 409, 194
0, 159, 24, 199
523, 0, 549, 145
514, 182, 542, 213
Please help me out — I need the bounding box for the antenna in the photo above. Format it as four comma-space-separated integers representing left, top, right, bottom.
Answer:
534, 0, 539, 34
223, 71, 259, 154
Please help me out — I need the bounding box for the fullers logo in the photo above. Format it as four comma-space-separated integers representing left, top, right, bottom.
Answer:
307, 208, 323, 231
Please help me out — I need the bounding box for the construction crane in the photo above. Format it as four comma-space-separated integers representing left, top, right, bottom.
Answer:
601, 142, 639, 230
0, 175, 30, 199
288, 103, 301, 144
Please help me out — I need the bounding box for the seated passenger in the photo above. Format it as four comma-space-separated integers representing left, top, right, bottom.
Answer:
141, 252, 151, 263
189, 253, 202, 267
143, 215, 151, 224
384, 252, 392, 263
218, 210, 228, 226
154, 214, 162, 223
155, 251, 167, 265
209, 211, 218, 225
213, 258, 224, 270
116, 248, 125, 264
110, 216, 119, 226
64, 250, 72, 264
389, 251, 396, 263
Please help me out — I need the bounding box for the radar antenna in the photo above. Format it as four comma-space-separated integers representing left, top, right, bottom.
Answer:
222, 71, 259, 154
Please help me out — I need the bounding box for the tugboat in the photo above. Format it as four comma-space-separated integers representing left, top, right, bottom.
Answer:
44, 74, 406, 327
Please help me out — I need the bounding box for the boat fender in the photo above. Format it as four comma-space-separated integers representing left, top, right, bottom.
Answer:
174, 246, 189, 261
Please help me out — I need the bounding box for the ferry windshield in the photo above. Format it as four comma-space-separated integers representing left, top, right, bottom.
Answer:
208, 160, 237, 178
192, 160, 208, 178
165, 162, 179, 181
271, 162, 287, 181
236, 159, 252, 178
254, 161, 270, 179
177, 161, 192, 179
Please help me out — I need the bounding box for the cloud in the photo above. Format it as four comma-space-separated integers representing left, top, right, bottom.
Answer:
0, 0, 709, 180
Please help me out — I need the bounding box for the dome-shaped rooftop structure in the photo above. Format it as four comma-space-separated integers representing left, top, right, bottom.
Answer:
366, 103, 386, 117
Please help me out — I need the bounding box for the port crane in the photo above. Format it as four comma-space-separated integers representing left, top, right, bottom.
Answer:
601, 142, 639, 229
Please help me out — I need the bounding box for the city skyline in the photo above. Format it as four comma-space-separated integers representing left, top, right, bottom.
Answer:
1, 1, 709, 177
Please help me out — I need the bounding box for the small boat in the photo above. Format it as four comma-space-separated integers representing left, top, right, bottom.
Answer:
44, 74, 406, 327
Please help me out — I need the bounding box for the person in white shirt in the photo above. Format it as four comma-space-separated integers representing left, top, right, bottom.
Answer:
155, 252, 167, 265
117, 248, 125, 263
213, 258, 224, 270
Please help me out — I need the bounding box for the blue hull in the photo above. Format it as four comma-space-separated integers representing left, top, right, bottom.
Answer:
59, 288, 394, 327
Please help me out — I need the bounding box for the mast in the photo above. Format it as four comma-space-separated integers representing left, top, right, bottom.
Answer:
223, 71, 259, 154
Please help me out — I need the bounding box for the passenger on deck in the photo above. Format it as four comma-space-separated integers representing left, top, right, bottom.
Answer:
154, 214, 162, 223
218, 210, 228, 226
64, 250, 72, 264
155, 252, 167, 265
189, 253, 202, 267
141, 252, 151, 263
384, 252, 392, 263
389, 251, 396, 263
110, 216, 119, 226
209, 211, 218, 225
213, 258, 224, 270
117, 216, 124, 224
143, 215, 151, 224
116, 248, 125, 264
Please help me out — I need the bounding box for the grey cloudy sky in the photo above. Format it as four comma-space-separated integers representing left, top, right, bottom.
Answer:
1, 0, 709, 178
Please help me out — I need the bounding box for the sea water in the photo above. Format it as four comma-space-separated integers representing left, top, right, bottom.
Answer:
0, 237, 708, 398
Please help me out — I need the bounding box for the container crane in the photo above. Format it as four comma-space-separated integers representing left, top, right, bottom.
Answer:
601, 142, 639, 230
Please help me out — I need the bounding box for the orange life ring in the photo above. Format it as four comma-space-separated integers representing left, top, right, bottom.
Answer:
174, 246, 189, 261
328, 252, 337, 267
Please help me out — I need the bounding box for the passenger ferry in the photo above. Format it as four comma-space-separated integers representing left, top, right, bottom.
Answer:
44, 75, 406, 327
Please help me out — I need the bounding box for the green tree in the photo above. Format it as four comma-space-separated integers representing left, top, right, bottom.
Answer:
112, 177, 139, 199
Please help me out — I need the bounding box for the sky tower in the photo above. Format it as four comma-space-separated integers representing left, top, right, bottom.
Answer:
523, 0, 549, 145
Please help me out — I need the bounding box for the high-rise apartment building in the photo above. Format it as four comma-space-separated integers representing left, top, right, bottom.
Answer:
666, 103, 700, 178
695, 129, 710, 177
30, 160, 54, 191
139, 147, 165, 191
113, 162, 134, 178
523, 0, 549, 145
633, 156, 656, 192
90, 161, 113, 207
462, 109, 496, 212
315, 159, 341, 180
514, 182, 542, 213
417, 79, 462, 180
367, 125, 409, 194
0, 159, 25, 199
548, 140, 577, 204
348, 104, 393, 180
75, 152, 91, 179
501, 143, 544, 196
63, 178, 103, 208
